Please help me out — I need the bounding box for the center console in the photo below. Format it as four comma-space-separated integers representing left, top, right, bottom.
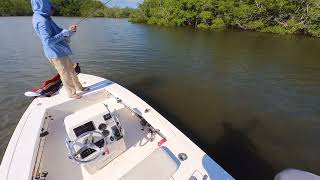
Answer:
64, 103, 126, 174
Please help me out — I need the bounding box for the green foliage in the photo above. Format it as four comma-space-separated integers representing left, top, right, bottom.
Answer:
286, 19, 304, 33
245, 20, 265, 30
129, 10, 148, 23
260, 19, 305, 34
51, 0, 134, 18
0, 0, 135, 18
307, 25, 320, 37
0, 0, 32, 16
130, 0, 320, 37
260, 25, 288, 35
101, 7, 135, 18
210, 18, 225, 30
198, 23, 209, 29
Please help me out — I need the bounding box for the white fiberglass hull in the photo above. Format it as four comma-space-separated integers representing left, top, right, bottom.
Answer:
0, 74, 234, 180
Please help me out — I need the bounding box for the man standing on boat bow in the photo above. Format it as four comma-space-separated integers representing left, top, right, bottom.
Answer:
31, 0, 89, 99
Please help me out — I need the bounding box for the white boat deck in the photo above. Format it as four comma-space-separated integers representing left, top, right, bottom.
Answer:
40, 97, 162, 180
0, 74, 234, 180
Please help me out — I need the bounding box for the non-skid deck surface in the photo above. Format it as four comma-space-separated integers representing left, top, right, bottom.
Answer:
39, 97, 160, 180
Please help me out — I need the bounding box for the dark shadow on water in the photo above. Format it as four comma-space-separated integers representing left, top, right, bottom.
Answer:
166, 109, 275, 180
126, 80, 276, 180
208, 121, 276, 180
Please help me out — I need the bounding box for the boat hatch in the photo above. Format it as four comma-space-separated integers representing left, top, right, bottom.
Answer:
120, 147, 179, 180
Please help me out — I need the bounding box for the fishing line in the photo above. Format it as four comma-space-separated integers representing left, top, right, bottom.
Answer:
75, 0, 113, 25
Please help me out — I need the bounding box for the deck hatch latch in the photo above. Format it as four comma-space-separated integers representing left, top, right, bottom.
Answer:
35, 171, 48, 180
40, 131, 49, 137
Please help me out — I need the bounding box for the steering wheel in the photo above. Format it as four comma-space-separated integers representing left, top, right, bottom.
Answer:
68, 130, 106, 163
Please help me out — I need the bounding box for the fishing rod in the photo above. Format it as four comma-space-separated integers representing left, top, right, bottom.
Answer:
75, 0, 113, 25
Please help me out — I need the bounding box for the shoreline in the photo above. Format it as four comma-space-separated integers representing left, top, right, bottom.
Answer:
130, 21, 320, 39
1, 16, 318, 38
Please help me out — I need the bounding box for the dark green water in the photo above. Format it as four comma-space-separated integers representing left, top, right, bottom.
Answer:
0, 17, 319, 180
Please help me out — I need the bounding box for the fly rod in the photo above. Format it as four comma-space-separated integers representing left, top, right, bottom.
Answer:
75, 0, 113, 25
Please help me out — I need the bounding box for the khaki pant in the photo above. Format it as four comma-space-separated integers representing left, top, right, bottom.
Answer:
48, 56, 83, 97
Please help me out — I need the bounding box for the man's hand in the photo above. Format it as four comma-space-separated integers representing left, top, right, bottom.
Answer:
69, 24, 77, 32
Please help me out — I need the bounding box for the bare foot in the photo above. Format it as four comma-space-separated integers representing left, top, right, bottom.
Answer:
70, 94, 82, 99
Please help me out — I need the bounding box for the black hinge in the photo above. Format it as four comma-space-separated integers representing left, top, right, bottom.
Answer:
40, 131, 49, 137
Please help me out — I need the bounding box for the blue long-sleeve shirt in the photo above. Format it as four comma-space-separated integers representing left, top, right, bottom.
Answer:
31, 0, 72, 58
